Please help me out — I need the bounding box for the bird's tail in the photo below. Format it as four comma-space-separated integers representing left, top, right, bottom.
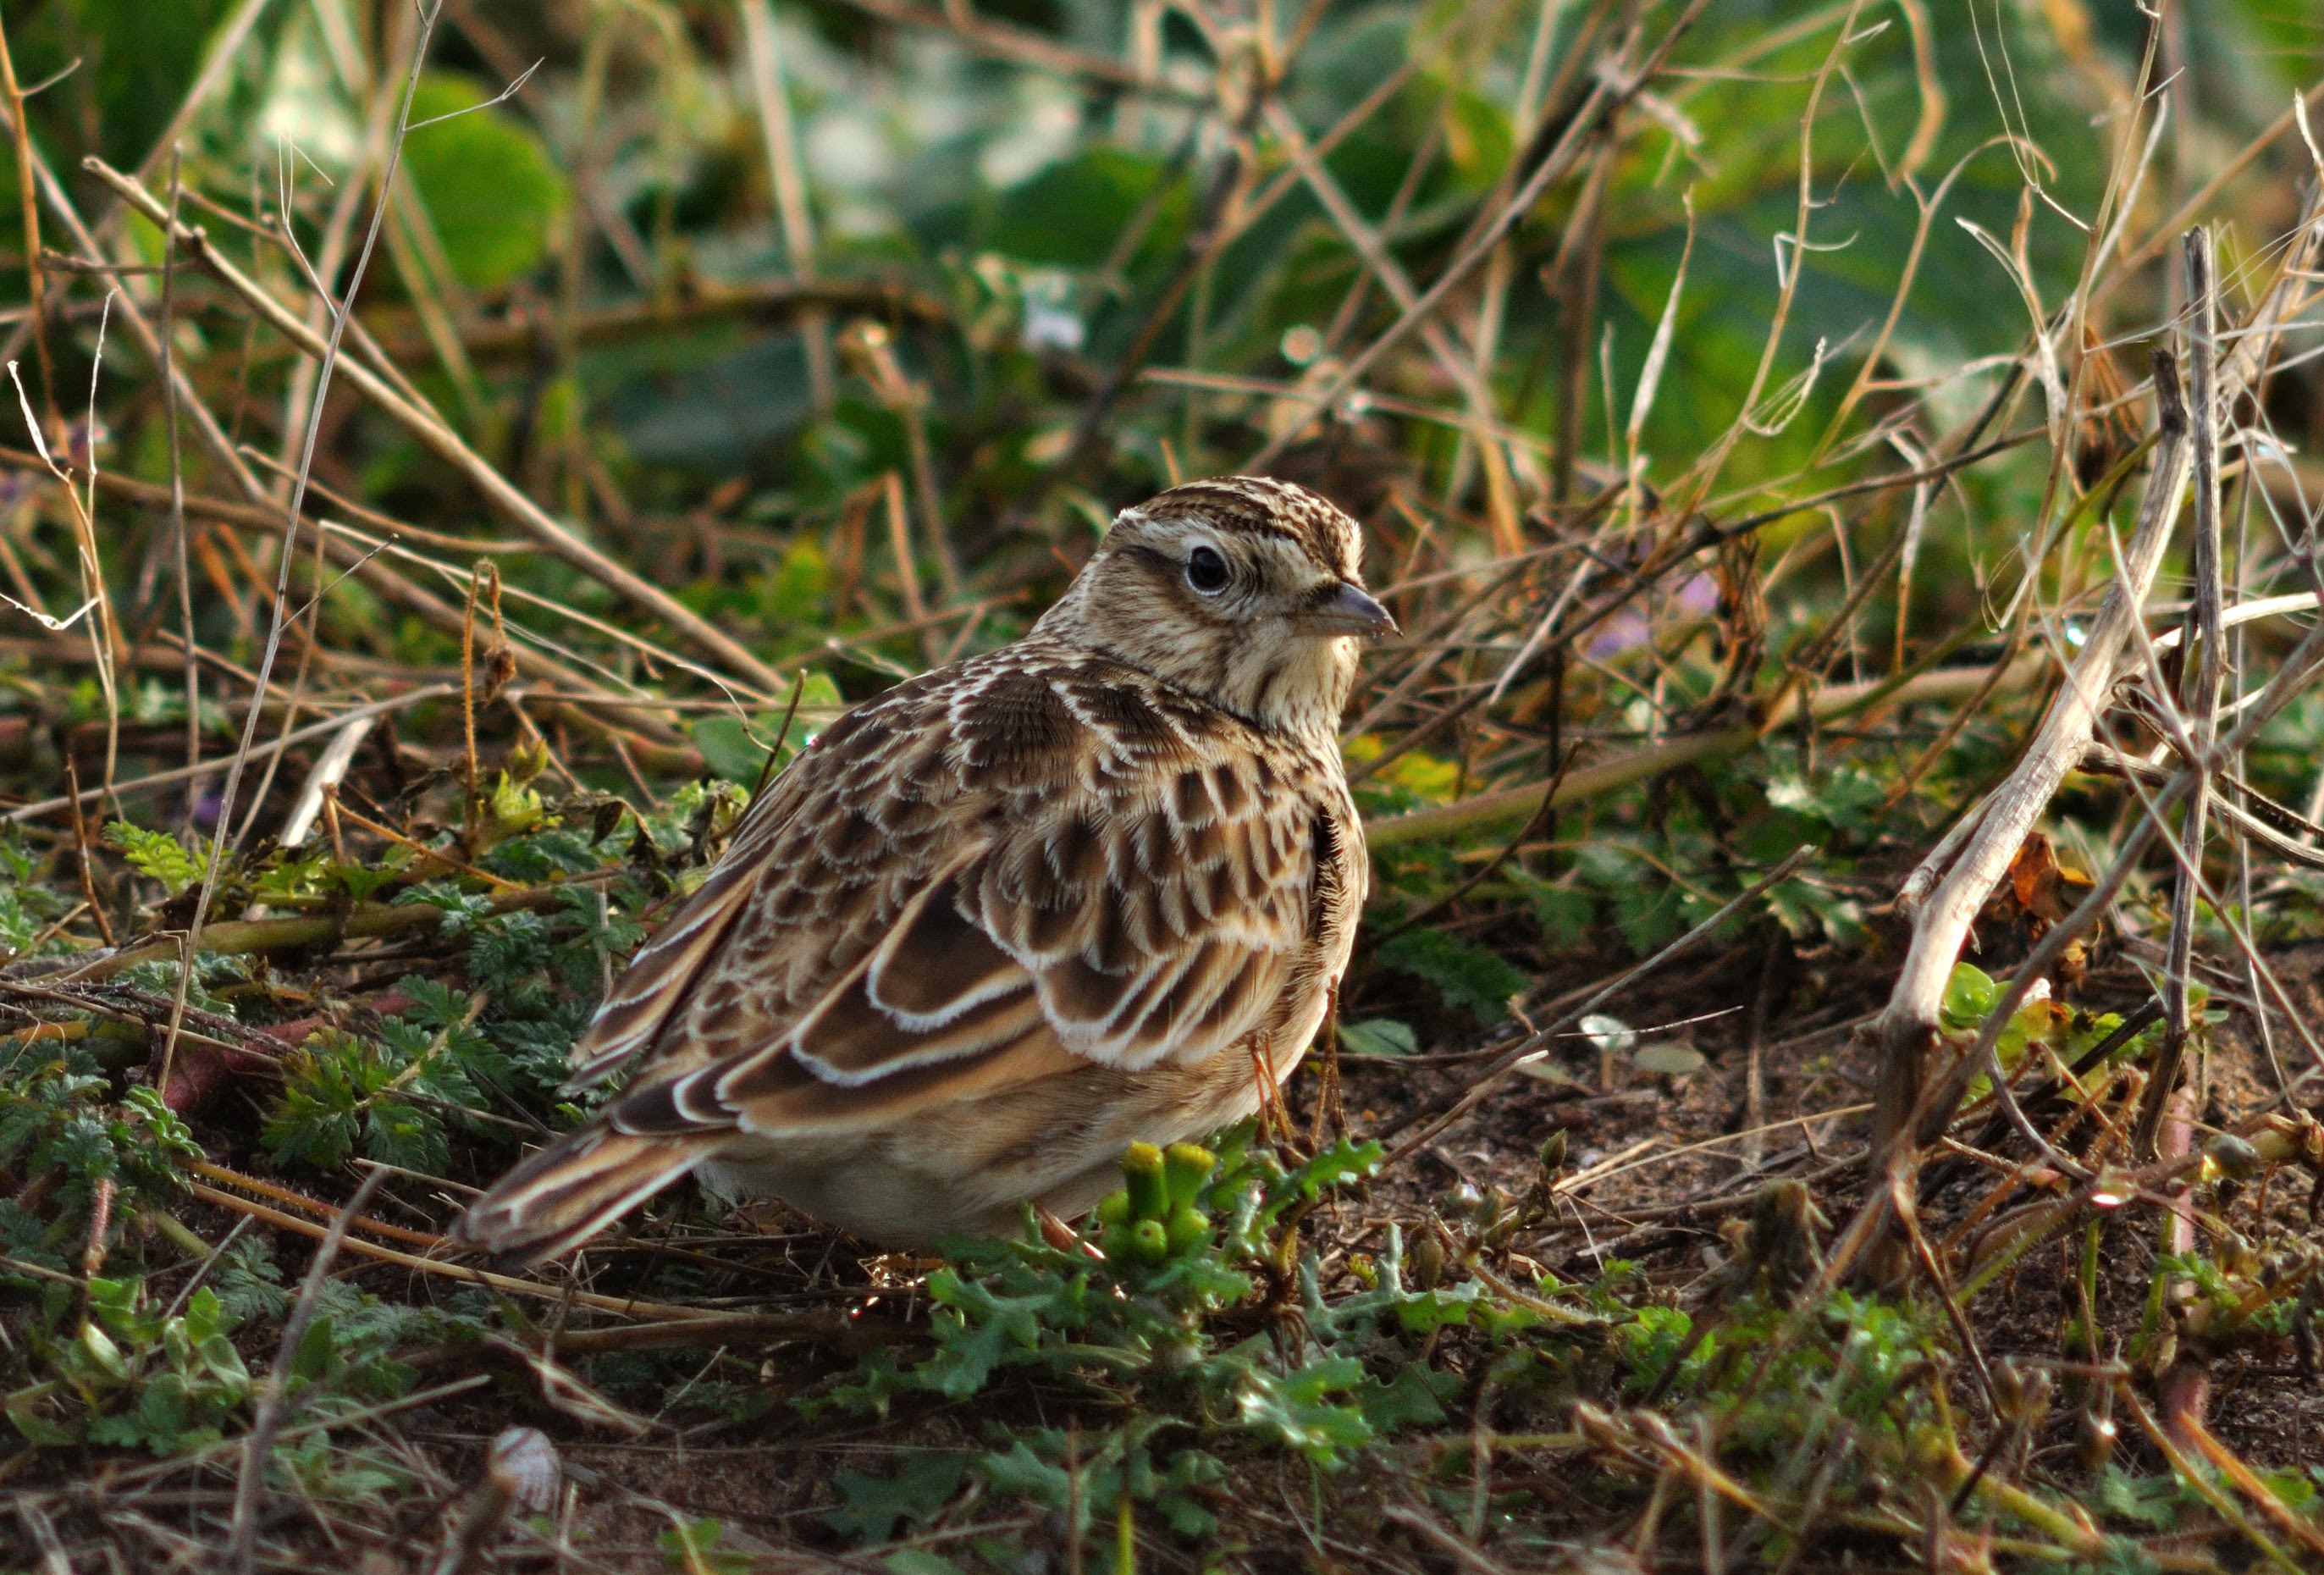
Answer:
455, 1125, 711, 1267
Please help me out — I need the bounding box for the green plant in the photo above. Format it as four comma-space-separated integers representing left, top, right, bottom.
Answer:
0, 1047, 199, 1240
802, 1128, 1606, 1558
6, 1279, 250, 1454
102, 822, 211, 898
263, 992, 505, 1173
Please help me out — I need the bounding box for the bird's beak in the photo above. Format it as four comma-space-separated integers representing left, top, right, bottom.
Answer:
1303, 580, 1398, 639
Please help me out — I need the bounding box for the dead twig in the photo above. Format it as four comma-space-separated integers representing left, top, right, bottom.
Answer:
85, 156, 785, 697
228, 1168, 387, 1573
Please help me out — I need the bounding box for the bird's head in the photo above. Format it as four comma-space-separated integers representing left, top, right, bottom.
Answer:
1036, 476, 1394, 739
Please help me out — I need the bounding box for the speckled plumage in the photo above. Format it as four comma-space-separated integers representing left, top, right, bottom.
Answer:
457, 478, 1389, 1263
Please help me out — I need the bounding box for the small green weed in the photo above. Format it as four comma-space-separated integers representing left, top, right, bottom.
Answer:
803, 1129, 1612, 1559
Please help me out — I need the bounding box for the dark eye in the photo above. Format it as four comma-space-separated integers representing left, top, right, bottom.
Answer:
1186, 544, 1229, 594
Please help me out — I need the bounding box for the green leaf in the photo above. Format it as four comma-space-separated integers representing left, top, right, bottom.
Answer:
262, 1031, 375, 1169
655, 1517, 750, 1575
1940, 962, 1998, 1031
400, 975, 468, 1029
400, 73, 571, 290
1356, 1363, 1459, 1431
1337, 1017, 1417, 1057
102, 822, 207, 896
976, 1438, 1077, 1510
916, 1268, 1059, 1398
1527, 880, 1596, 948
2095, 1467, 2183, 1529
1234, 1357, 1372, 1465
1392, 1281, 1488, 1335
1377, 929, 1528, 1024
692, 715, 770, 785
991, 148, 1189, 269
77, 1321, 131, 1384
1765, 877, 1868, 949
1762, 763, 1885, 832
395, 885, 495, 936
1632, 1042, 1708, 1075
690, 677, 843, 784
823, 1451, 969, 1541
363, 1100, 450, 1174
8, 1398, 76, 1447
211, 1238, 290, 1324
332, 863, 400, 904
288, 1315, 337, 1386
1140, 1445, 1225, 1538
1287, 1138, 1384, 1201
1620, 1304, 1705, 1391
756, 536, 830, 626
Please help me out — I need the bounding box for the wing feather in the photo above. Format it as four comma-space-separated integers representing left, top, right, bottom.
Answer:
861, 858, 1024, 1028
560, 848, 765, 1091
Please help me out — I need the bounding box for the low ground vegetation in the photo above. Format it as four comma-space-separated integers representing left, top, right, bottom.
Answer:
2, 1, 2323, 1569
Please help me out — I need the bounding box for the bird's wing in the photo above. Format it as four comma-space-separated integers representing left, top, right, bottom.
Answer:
593, 653, 1337, 1141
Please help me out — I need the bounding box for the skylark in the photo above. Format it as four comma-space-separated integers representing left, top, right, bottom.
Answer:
457, 476, 1393, 1262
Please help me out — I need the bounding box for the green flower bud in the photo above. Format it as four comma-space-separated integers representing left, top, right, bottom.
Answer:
1122, 1142, 1168, 1221
1538, 1130, 1568, 1174
1163, 1143, 1216, 1208
1096, 1191, 1132, 1228
1129, 1218, 1168, 1263
1164, 1203, 1209, 1254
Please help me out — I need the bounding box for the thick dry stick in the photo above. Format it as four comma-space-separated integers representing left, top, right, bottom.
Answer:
32, 868, 616, 985
1872, 350, 2191, 1160
1874, 197, 2324, 1166
84, 157, 784, 695
1876, 621, 2324, 1282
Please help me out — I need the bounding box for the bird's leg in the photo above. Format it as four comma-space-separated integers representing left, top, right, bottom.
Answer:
1249, 1034, 1284, 1145
1250, 1031, 1308, 1157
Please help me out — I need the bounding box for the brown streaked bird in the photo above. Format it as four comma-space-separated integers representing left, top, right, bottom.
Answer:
456, 477, 1393, 1263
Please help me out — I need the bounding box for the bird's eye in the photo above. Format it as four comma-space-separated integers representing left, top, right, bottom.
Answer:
1186, 544, 1230, 594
